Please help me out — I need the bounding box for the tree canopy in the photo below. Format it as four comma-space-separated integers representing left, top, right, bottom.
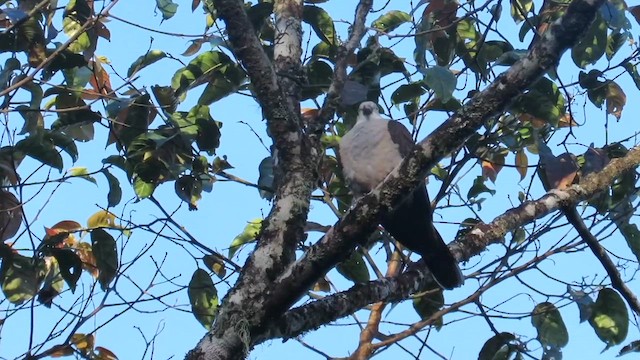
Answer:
2, 0, 640, 359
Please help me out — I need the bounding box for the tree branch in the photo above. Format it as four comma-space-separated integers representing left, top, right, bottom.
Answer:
260, 0, 607, 332
262, 144, 640, 342
316, 0, 372, 128
563, 207, 640, 315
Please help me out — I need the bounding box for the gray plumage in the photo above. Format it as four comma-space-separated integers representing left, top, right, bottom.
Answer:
339, 101, 463, 289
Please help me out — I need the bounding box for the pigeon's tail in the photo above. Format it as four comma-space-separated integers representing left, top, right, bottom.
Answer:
382, 188, 464, 290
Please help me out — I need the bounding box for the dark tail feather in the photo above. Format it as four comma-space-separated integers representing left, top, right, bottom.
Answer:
418, 227, 464, 290
382, 187, 463, 290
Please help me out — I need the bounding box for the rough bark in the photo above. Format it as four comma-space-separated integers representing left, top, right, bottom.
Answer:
260, 0, 607, 332
187, 0, 607, 358
186, 1, 372, 359
261, 145, 640, 341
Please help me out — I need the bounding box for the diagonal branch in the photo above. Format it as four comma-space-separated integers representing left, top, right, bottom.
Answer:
563, 207, 640, 315
262, 145, 640, 341
316, 0, 373, 128
262, 0, 607, 327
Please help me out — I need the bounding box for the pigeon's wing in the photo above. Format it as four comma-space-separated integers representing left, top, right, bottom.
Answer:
387, 120, 414, 157
383, 119, 464, 289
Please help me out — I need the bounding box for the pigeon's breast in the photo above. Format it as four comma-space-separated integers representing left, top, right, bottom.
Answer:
339, 119, 404, 193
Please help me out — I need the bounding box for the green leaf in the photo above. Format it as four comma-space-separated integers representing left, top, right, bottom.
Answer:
91, 228, 118, 291
511, 77, 565, 126
302, 60, 333, 100
175, 175, 203, 210
16, 132, 64, 172
391, 82, 426, 105
195, 116, 222, 153
571, 12, 607, 68
156, 0, 179, 20
478, 332, 517, 360
336, 252, 369, 283
133, 178, 156, 199
0, 255, 43, 304
62, 17, 91, 53
22, 78, 43, 110
172, 51, 244, 101
127, 50, 167, 78
188, 268, 218, 330
197, 62, 246, 105
0, 190, 23, 241
423, 66, 456, 102
589, 288, 629, 349
101, 169, 122, 207
510, 0, 533, 22
531, 302, 569, 348
211, 156, 233, 173
0, 58, 20, 92
49, 248, 82, 292
495, 50, 528, 66
303, 5, 336, 46
246, 2, 273, 30
49, 131, 78, 163
606, 32, 627, 60
372, 10, 411, 33
456, 18, 478, 40
228, 219, 262, 258
467, 176, 495, 200
623, 62, 640, 90
37, 257, 65, 307
151, 85, 178, 114
412, 290, 445, 330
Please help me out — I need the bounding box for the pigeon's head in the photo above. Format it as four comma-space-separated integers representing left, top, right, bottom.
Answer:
357, 101, 380, 121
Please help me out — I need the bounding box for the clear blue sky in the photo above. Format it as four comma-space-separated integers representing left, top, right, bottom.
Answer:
2, 1, 640, 359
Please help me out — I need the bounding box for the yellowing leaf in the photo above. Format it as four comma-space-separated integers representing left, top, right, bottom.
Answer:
202, 254, 226, 278
46, 344, 74, 357
589, 288, 629, 349
539, 152, 578, 190
87, 210, 117, 229
312, 277, 331, 292
71, 333, 94, 354
51, 220, 82, 232
95, 346, 119, 360
77, 242, 99, 278
68, 167, 97, 184
482, 153, 505, 183
518, 113, 547, 129
557, 113, 578, 128
515, 150, 528, 181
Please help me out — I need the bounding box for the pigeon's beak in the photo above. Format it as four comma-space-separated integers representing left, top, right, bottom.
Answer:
362, 107, 372, 116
